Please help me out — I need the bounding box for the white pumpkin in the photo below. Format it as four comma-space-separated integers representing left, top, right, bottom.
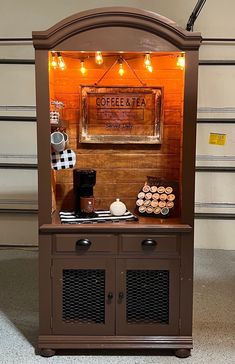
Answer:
109, 198, 126, 216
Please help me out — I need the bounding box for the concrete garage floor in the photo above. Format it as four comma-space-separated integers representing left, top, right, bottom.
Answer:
0, 248, 234, 364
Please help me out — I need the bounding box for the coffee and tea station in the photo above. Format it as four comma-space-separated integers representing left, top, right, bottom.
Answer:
33, 7, 201, 358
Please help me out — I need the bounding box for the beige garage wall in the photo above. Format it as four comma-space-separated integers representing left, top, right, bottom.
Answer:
194, 219, 235, 250
198, 67, 235, 119
0, 0, 235, 249
1, 0, 235, 37
0, 169, 37, 209
196, 123, 235, 167
0, 0, 196, 36
0, 64, 35, 107
0, 121, 37, 164
0, 213, 38, 246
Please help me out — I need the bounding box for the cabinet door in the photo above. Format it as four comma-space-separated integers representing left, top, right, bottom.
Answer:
52, 257, 115, 335
116, 258, 180, 335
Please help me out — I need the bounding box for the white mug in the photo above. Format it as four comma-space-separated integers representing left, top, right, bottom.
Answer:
62, 132, 69, 148
51, 131, 65, 152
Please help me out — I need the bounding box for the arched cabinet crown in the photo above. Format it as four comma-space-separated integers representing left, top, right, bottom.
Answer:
32, 7, 201, 51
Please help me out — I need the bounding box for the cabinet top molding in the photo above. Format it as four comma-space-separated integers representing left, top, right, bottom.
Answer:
32, 7, 201, 50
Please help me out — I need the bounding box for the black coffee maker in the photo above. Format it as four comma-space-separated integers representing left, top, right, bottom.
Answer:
73, 169, 96, 217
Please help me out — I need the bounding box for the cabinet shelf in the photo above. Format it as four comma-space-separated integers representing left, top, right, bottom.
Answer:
40, 212, 192, 234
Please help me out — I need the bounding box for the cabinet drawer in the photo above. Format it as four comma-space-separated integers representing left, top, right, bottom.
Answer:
54, 234, 118, 253
120, 234, 178, 254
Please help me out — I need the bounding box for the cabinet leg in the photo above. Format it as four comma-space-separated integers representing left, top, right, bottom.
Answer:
39, 348, 56, 357
174, 349, 191, 358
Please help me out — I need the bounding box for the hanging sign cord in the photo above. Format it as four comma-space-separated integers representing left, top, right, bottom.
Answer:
95, 56, 146, 86
122, 58, 146, 86
94, 59, 119, 85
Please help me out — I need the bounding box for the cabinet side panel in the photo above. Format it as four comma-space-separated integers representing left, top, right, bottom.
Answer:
35, 49, 51, 225
182, 50, 199, 226
39, 234, 52, 335
180, 232, 194, 336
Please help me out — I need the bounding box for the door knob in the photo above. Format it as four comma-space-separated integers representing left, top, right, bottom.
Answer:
107, 292, 113, 300
119, 292, 124, 300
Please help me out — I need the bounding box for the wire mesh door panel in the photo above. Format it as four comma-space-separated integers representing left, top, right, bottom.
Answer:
52, 257, 115, 335
116, 258, 180, 336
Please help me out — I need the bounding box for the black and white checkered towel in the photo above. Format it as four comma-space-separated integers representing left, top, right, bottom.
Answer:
59, 210, 138, 224
51, 149, 76, 170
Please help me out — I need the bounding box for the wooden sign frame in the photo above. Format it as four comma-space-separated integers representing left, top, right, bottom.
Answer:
79, 85, 163, 144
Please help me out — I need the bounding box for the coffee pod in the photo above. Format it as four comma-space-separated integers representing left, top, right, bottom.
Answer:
159, 200, 166, 208
165, 186, 173, 194
151, 200, 159, 207
160, 193, 167, 201
167, 194, 175, 201
136, 199, 144, 206
139, 206, 146, 213
157, 186, 165, 193
150, 186, 158, 193
152, 193, 160, 200
145, 192, 152, 200
138, 191, 145, 199
144, 200, 151, 206
154, 207, 161, 214
142, 184, 150, 193
166, 201, 174, 209
161, 207, 169, 216
146, 206, 154, 214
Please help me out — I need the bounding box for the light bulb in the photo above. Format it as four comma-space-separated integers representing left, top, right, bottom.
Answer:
147, 65, 153, 72
80, 60, 86, 75
177, 53, 185, 70
57, 53, 65, 70
51, 52, 57, 69
95, 51, 103, 65
144, 53, 151, 67
118, 62, 124, 76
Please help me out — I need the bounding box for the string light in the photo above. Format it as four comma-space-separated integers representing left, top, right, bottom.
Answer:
57, 52, 66, 70
177, 53, 185, 70
51, 52, 57, 69
80, 60, 86, 75
118, 58, 124, 76
144, 53, 151, 67
144, 53, 153, 72
95, 51, 103, 65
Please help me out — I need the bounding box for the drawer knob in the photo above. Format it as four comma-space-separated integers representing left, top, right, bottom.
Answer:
141, 239, 157, 247
76, 239, 92, 248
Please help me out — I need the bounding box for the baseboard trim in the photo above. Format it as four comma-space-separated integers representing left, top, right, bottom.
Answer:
38, 335, 193, 349
0, 244, 38, 248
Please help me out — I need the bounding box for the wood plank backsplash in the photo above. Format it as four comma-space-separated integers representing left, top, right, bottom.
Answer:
50, 53, 184, 212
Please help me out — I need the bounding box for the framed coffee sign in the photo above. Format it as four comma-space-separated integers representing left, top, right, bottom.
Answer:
79, 86, 163, 144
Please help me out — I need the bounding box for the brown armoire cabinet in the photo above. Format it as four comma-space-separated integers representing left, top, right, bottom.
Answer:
33, 7, 201, 358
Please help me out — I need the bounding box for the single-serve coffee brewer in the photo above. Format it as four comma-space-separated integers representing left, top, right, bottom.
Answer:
73, 169, 96, 217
